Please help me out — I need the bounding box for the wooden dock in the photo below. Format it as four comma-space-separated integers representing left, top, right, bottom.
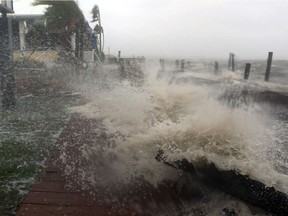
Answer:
16, 114, 185, 216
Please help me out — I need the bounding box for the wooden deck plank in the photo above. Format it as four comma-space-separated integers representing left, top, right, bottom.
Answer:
30, 182, 66, 192
17, 204, 137, 216
37, 171, 66, 182
37, 176, 66, 182
22, 191, 99, 206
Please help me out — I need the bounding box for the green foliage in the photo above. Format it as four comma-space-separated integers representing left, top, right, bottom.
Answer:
0, 139, 44, 181
45, 3, 81, 33
94, 24, 103, 34
0, 139, 36, 161
28, 0, 84, 49
0, 139, 39, 216
32, 0, 83, 34
25, 23, 48, 48
32, 0, 59, 6
91, 4, 99, 22
98, 51, 105, 62
0, 187, 24, 216
0, 93, 81, 216
32, 0, 75, 6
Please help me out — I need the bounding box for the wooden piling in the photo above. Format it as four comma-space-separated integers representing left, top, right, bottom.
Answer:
265, 52, 273, 82
175, 60, 179, 70
244, 63, 251, 80
181, 59, 185, 72
118, 50, 121, 59
228, 53, 235, 72
160, 59, 165, 71
214, 61, 219, 75
228, 53, 232, 70
231, 53, 235, 72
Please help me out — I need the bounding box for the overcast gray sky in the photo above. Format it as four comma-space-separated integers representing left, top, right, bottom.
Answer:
13, 0, 288, 60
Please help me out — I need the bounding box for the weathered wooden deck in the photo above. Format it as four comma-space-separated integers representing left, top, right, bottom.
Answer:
16, 168, 125, 216
16, 114, 185, 216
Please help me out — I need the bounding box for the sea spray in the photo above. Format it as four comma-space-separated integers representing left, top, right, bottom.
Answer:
69, 63, 288, 195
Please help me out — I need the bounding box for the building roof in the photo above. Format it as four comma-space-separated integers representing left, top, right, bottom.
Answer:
10, 14, 43, 20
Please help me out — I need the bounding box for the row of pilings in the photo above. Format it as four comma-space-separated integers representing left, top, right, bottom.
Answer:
160, 52, 274, 82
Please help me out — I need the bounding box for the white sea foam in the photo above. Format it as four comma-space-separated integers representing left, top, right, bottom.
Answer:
70, 62, 288, 194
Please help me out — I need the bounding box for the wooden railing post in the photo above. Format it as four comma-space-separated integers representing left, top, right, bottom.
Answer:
228, 53, 235, 71
159, 59, 165, 71
231, 53, 235, 72
228, 53, 231, 70
118, 50, 121, 60
244, 63, 251, 80
265, 52, 273, 82
181, 59, 185, 72
214, 61, 219, 75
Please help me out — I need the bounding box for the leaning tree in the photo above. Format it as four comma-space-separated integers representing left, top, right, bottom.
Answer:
32, 0, 85, 50
91, 4, 104, 61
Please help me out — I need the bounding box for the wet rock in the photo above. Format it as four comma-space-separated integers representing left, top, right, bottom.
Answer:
222, 208, 238, 216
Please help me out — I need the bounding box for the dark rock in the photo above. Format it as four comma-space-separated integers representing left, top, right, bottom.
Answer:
156, 150, 288, 216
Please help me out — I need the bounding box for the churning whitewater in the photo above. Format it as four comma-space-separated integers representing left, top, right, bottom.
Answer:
68, 61, 288, 215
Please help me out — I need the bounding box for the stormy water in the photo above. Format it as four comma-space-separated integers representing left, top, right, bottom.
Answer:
68, 59, 288, 215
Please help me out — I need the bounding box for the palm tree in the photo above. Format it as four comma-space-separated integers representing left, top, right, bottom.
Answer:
32, 0, 86, 59
32, 0, 84, 34
91, 4, 104, 53
91, 5, 99, 22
